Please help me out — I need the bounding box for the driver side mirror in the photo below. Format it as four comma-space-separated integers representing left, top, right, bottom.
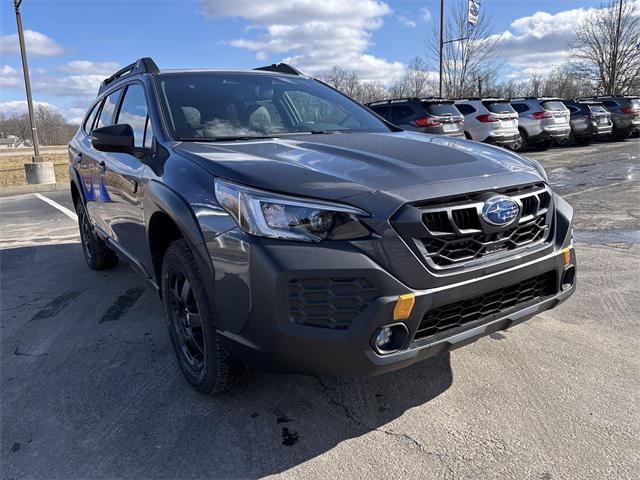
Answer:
91, 124, 148, 159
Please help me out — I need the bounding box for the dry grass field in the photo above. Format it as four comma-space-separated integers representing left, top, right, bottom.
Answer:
0, 147, 68, 188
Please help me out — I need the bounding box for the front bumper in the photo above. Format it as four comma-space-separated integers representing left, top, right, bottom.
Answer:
207, 214, 576, 377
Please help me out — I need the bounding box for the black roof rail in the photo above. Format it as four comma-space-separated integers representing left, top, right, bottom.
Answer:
254, 63, 303, 76
366, 97, 417, 105
98, 57, 159, 94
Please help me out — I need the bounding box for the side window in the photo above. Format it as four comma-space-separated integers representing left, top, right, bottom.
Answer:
602, 100, 617, 108
456, 104, 475, 115
389, 106, 415, 123
370, 106, 389, 119
116, 84, 148, 148
83, 102, 100, 134
512, 103, 528, 113
566, 105, 578, 113
96, 89, 123, 129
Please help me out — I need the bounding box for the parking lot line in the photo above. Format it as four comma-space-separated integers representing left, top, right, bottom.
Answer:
33, 192, 77, 221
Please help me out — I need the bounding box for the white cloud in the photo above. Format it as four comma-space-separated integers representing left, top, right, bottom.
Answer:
0, 100, 56, 117
420, 7, 432, 23
199, 0, 405, 84
0, 30, 63, 57
493, 1, 640, 78
61, 60, 120, 76
0, 65, 20, 88
397, 14, 416, 28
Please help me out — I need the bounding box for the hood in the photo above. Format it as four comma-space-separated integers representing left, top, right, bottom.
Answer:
175, 131, 545, 213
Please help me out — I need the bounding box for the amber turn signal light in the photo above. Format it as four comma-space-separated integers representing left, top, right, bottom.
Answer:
393, 293, 415, 321
561, 247, 572, 266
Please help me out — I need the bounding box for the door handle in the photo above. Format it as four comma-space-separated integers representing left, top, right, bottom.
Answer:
98, 161, 106, 174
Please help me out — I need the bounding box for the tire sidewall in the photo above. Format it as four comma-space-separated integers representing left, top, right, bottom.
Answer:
161, 241, 221, 393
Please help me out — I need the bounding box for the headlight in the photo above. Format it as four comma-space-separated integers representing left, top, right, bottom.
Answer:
214, 179, 371, 242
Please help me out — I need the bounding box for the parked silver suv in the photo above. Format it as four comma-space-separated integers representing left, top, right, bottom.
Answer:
592, 96, 640, 139
510, 98, 571, 151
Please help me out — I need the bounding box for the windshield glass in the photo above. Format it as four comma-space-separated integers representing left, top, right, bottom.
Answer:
422, 102, 461, 117
482, 101, 515, 114
156, 73, 391, 140
541, 100, 567, 111
631, 99, 640, 109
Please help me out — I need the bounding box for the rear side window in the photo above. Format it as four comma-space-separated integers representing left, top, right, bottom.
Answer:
369, 106, 389, 118
511, 103, 529, 113
422, 102, 461, 116
602, 100, 617, 108
566, 105, 578, 113
589, 105, 607, 113
389, 106, 415, 123
482, 101, 515, 114
83, 102, 100, 134
541, 100, 567, 111
96, 89, 123, 129
456, 104, 476, 115
116, 84, 149, 148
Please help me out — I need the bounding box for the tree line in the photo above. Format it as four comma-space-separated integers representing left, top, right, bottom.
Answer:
0, 104, 78, 147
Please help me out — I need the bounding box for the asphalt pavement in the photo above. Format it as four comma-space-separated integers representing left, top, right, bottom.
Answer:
1, 138, 639, 479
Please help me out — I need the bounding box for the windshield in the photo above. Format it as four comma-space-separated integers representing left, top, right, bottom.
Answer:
631, 99, 640, 110
156, 73, 391, 140
422, 102, 462, 117
541, 100, 567, 112
482, 101, 515, 114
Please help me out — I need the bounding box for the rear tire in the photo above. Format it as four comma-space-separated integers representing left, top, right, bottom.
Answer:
75, 198, 118, 270
161, 239, 241, 394
513, 129, 527, 152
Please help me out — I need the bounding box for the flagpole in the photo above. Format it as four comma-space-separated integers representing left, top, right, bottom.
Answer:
439, 0, 444, 98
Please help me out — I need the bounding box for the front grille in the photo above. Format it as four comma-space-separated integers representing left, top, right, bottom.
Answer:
414, 271, 557, 340
416, 185, 553, 269
288, 277, 380, 329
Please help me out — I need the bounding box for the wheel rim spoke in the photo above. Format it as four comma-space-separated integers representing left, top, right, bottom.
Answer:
180, 278, 191, 304
168, 269, 205, 372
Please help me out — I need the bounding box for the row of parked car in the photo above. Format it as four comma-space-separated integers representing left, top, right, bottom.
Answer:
366, 95, 640, 151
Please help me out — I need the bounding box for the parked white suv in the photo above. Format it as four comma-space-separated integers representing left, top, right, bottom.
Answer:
455, 98, 519, 149
510, 97, 571, 151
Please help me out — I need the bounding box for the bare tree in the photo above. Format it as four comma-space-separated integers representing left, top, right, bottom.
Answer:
571, 0, 640, 95
425, 0, 502, 98
0, 105, 78, 146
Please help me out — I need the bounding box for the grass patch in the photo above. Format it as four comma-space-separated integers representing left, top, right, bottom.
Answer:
0, 149, 69, 188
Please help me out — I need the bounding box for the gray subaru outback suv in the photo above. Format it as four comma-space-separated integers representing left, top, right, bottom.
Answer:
69, 58, 576, 394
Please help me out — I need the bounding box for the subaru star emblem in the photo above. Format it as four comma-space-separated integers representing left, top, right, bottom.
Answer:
482, 196, 520, 226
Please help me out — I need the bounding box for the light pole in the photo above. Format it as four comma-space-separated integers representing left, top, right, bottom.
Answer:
14, 0, 40, 160
14, 0, 55, 184
439, 0, 444, 98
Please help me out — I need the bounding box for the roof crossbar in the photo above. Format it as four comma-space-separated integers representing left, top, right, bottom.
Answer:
254, 63, 303, 76
98, 57, 159, 94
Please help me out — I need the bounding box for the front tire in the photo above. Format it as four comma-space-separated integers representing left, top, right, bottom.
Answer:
161, 239, 240, 394
75, 198, 118, 270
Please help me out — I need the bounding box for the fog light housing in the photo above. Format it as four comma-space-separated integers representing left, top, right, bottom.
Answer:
371, 323, 409, 355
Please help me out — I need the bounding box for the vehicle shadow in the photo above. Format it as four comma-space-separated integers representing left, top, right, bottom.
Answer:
1, 243, 453, 479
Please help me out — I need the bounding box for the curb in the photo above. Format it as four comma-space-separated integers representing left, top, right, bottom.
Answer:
0, 182, 70, 198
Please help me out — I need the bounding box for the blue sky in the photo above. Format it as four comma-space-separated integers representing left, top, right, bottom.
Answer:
0, 0, 612, 122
